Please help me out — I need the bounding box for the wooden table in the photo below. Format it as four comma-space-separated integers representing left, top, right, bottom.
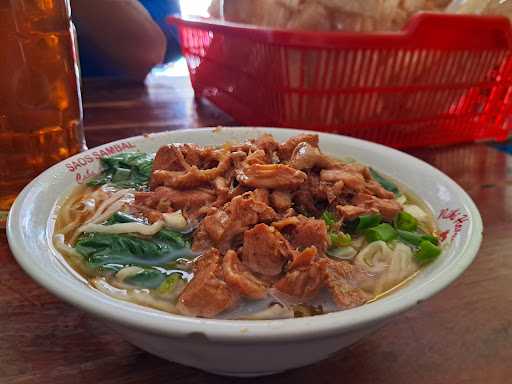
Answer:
1, 70, 511, 384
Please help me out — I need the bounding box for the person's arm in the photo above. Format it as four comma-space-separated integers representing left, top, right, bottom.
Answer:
72, 0, 167, 81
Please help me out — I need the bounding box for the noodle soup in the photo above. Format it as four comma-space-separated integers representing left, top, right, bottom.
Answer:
54, 134, 440, 319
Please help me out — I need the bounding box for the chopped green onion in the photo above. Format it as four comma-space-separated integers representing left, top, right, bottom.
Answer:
321, 211, 336, 227
157, 273, 183, 294
330, 232, 352, 247
365, 223, 398, 243
327, 246, 356, 260
394, 211, 418, 231
397, 230, 422, 245
356, 214, 382, 232
397, 229, 439, 247
415, 240, 442, 264
422, 235, 439, 246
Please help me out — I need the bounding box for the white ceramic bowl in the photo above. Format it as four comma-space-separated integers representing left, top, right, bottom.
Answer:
7, 128, 482, 377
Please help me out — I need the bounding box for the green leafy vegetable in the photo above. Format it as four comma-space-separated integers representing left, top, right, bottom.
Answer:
330, 232, 352, 247
415, 240, 442, 264
105, 212, 189, 248
157, 228, 189, 248
112, 167, 132, 183
394, 211, 418, 231
124, 269, 167, 289
105, 211, 145, 225
87, 152, 154, 189
74, 232, 194, 273
370, 168, 401, 197
365, 223, 398, 243
397, 229, 438, 247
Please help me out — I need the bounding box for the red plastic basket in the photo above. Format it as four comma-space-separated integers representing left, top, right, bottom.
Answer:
169, 14, 512, 148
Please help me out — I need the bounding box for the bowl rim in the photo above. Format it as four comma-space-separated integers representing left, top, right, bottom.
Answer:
7, 127, 483, 343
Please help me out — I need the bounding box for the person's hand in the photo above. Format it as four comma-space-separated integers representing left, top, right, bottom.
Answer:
72, 0, 167, 81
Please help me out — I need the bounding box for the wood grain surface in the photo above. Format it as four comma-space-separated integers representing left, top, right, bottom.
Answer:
1, 72, 511, 384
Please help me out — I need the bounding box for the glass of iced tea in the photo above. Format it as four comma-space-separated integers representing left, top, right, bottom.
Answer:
0, 0, 85, 225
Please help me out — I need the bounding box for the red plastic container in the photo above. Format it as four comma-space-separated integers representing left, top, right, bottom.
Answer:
169, 14, 512, 148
